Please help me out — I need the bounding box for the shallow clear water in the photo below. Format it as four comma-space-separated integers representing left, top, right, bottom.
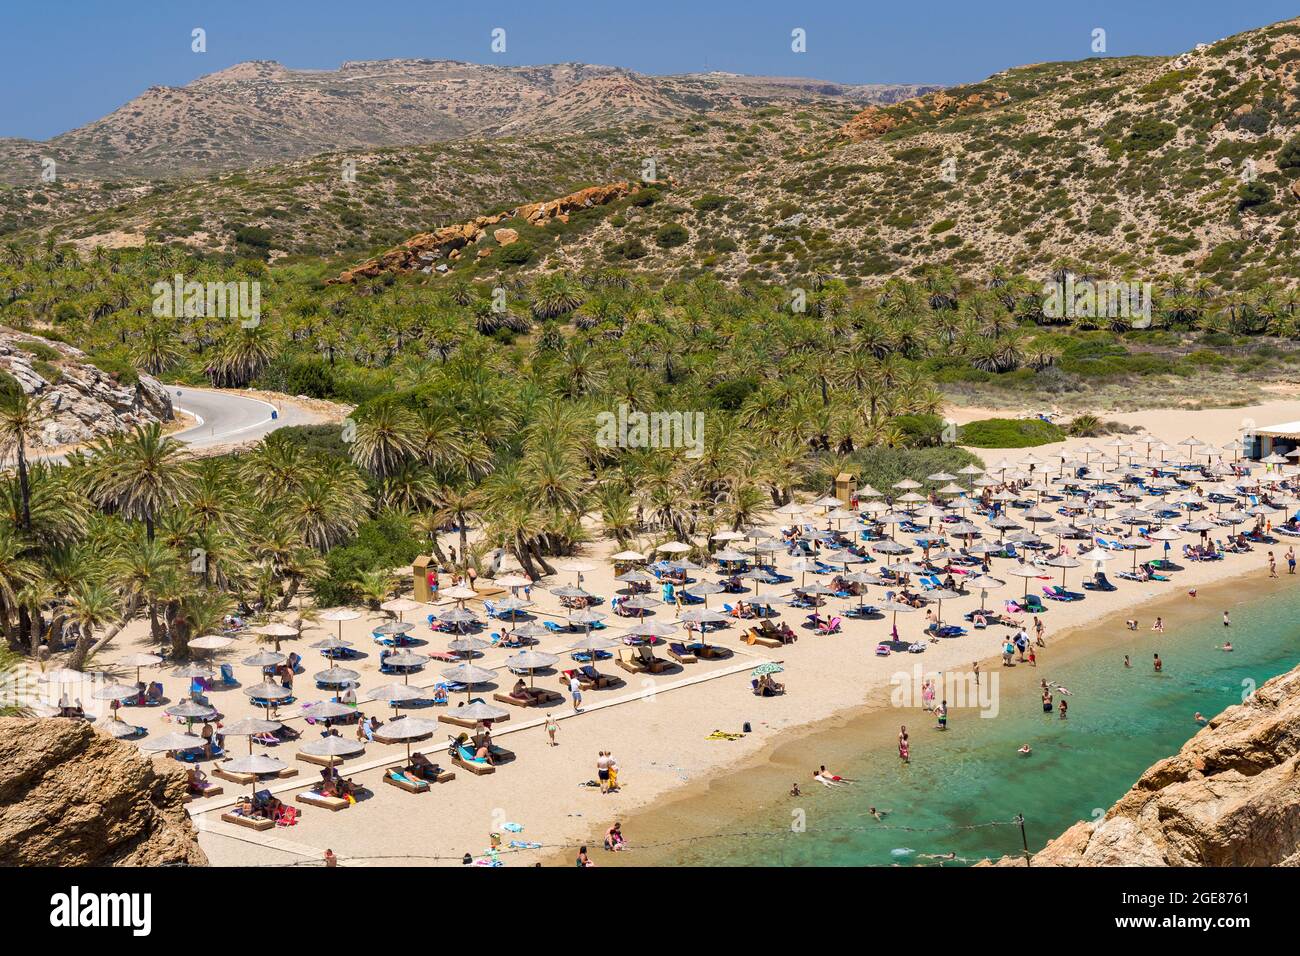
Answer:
653, 587, 1299, 866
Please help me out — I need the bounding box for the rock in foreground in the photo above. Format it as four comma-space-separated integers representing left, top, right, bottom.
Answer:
0, 717, 207, 867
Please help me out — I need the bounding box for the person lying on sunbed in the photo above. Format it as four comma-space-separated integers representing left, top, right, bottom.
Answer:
186, 767, 210, 793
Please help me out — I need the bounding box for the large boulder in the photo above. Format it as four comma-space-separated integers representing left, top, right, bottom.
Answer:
0, 717, 207, 866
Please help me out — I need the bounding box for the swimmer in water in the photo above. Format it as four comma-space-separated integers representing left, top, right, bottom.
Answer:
1194, 712, 1208, 725
813, 770, 844, 787
1154, 653, 1163, 672
1221, 641, 1233, 652
1124, 655, 1131, 668
1018, 744, 1032, 755
867, 807, 888, 821
790, 782, 801, 797
819, 765, 855, 783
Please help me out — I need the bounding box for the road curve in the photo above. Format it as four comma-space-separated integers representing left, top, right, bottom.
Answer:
170, 386, 321, 449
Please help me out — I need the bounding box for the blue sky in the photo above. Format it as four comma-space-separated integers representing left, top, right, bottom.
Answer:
2, 1, 1295, 139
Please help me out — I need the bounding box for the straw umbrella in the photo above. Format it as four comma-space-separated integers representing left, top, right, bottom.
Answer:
384, 650, 430, 684
243, 681, 293, 718
373, 716, 441, 763
1005, 562, 1044, 597
683, 580, 725, 607
876, 599, 918, 641
300, 734, 365, 768
222, 716, 283, 753
252, 622, 299, 652
921, 588, 961, 626
440, 662, 498, 703
504, 650, 561, 688
115, 653, 162, 687
380, 598, 423, 622
966, 573, 1004, 610
365, 682, 426, 719
319, 608, 362, 642
139, 731, 207, 754
1044, 553, 1080, 588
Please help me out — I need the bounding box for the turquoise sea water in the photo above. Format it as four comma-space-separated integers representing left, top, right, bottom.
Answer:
650, 585, 1300, 867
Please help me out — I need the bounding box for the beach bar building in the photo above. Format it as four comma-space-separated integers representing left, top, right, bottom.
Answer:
1246, 420, 1300, 460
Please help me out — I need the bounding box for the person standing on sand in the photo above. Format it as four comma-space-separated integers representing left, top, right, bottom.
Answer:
1223, 611, 1231, 628
935, 700, 948, 731
324, 848, 337, 867
1288, 547, 1296, 575
569, 674, 583, 713
1027, 645, 1037, 667
972, 661, 980, 687
597, 751, 611, 793
545, 713, 559, 746
1269, 552, 1277, 578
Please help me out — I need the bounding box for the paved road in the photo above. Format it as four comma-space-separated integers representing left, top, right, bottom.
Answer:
30, 387, 328, 464
170, 386, 323, 449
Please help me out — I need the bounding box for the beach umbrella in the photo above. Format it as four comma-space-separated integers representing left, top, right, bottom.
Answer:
139, 732, 207, 754
876, 600, 918, 640
222, 716, 283, 753
92, 682, 142, 702
319, 608, 362, 642
310, 637, 354, 658
380, 598, 423, 622
97, 718, 144, 740
620, 594, 663, 613
314, 667, 360, 689
493, 596, 535, 617
243, 650, 287, 668
222, 752, 287, 804
439, 607, 479, 626
373, 716, 441, 762
446, 700, 509, 726
441, 586, 480, 601
564, 634, 622, 656
616, 569, 657, 585
1044, 553, 1081, 587
252, 622, 299, 651
795, 583, 835, 596
550, 585, 593, 600
504, 650, 561, 687
774, 503, 806, 518
678, 608, 730, 625
966, 573, 1004, 610
364, 683, 427, 719
621, 620, 678, 641
440, 663, 498, 702
170, 663, 215, 680
116, 653, 162, 685
188, 634, 234, 652
165, 699, 216, 723
507, 621, 552, 643
446, 637, 489, 657
382, 651, 430, 685
657, 541, 693, 554
740, 567, 778, 597
872, 539, 910, 555
751, 662, 785, 678
305, 700, 356, 721
711, 530, 746, 542
1005, 562, 1044, 596
300, 735, 365, 766
611, 549, 648, 561
241, 680, 292, 718
683, 581, 725, 606
495, 574, 533, 589
568, 609, 608, 637
712, 548, 752, 563
920, 587, 961, 625
375, 621, 416, 636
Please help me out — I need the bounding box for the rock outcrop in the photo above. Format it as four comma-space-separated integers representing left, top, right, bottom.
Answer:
836, 89, 1011, 142
330, 182, 638, 283
0, 328, 174, 448
0, 717, 207, 866
984, 665, 1300, 866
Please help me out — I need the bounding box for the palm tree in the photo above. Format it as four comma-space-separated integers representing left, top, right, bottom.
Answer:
0, 389, 46, 534
64, 582, 120, 671
349, 402, 421, 479
84, 424, 193, 541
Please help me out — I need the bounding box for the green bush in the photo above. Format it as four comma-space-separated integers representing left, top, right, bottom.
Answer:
86, 349, 140, 387
958, 417, 1065, 447
811, 445, 983, 494
891, 412, 946, 447
17, 339, 61, 362
313, 512, 422, 607
654, 223, 689, 248
498, 241, 535, 265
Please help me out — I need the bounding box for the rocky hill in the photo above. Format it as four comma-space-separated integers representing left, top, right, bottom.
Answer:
0, 328, 174, 448
0, 717, 207, 866
985, 662, 1300, 867
0, 58, 934, 182
8, 17, 1300, 291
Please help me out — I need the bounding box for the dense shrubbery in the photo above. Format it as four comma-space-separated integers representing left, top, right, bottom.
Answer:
958, 417, 1065, 447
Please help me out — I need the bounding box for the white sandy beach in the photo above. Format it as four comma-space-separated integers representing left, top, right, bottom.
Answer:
55, 397, 1300, 867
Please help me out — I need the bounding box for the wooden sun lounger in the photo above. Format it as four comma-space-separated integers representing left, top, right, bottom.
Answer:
493, 689, 561, 708
221, 811, 273, 831
615, 653, 648, 674
452, 751, 496, 775
213, 765, 299, 785
383, 770, 430, 793
296, 790, 351, 811
184, 784, 223, 803
745, 627, 782, 649
438, 710, 512, 729
667, 645, 697, 664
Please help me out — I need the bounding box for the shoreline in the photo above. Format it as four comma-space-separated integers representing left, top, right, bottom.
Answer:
571, 561, 1295, 867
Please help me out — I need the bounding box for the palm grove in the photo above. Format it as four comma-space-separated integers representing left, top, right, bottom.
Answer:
12, 240, 1300, 669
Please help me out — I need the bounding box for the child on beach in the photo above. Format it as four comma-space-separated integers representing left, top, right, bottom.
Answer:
545, 713, 559, 746
935, 700, 948, 731
1151, 617, 1164, 633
